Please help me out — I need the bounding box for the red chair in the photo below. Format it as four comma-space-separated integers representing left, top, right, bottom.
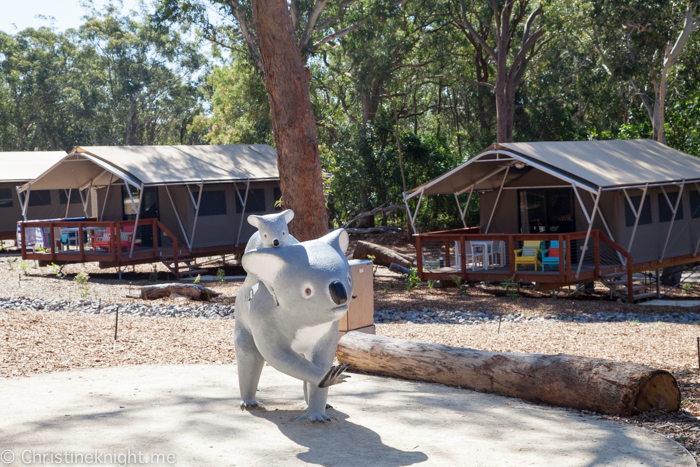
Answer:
93, 226, 140, 252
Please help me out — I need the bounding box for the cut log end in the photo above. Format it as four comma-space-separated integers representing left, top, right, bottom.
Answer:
635, 371, 681, 412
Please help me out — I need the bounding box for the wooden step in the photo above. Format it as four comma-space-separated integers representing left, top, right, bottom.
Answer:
180, 269, 208, 277
601, 271, 626, 279
617, 284, 648, 294
630, 292, 658, 302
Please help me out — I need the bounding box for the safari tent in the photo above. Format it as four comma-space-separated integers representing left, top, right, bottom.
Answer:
17, 145, 281, 277
0, 150, 73, 240
405, 139, 700, 301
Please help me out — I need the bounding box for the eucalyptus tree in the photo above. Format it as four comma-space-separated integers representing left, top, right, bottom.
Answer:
584, 0, 700, 144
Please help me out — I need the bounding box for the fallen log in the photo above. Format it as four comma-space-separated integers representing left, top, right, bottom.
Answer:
337, 332, 680, 416
140, 283, 221, 301
353, 240, 414, 268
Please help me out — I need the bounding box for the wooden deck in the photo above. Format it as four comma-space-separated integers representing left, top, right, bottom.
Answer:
18, 219, 246, 279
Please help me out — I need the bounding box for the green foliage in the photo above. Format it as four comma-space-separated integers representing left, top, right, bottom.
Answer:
405, 268, 421, 291
501, 276, 519, 300
194, 274, 201, 284
149, 264, 158, 283
49, 263, 66, 279
74, 271, 90, 297
19, 261, 31, 277
216, 268, 226, 284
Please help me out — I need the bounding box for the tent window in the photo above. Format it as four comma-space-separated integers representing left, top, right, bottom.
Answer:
237, 188, 265, 213
274, 187, 282, 211
59, 190, 82, 205
199, 191, 227, 217
518, 188, 575, 233
690, 191, 700, 219
0, 188, 12, 208
624, 195, 652, 227
28, 190, 51, 206
658, 192, 684, 222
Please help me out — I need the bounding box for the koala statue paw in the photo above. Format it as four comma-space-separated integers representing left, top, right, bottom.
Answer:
318, 364, 351, 388
295, 411, 332, 423
239, 399, 260, 410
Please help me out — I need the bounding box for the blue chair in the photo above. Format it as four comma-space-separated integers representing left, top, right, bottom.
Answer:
541, 240, 566, 270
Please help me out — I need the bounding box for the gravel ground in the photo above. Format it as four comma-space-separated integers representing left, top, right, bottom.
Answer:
4, 252, 700, 462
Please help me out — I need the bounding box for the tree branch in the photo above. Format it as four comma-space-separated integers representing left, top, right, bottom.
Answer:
298, 0, 331, 54
290, 0, 301, 32
423, 74, 495, 89
313, 17, 370, 49
630, 78, 654, 122
228, 0, 263, 71
459, 0, 497, 60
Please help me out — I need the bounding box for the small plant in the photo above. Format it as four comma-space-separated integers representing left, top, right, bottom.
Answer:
5, 258, 14, 270
389, 279, 395, 288
216, 268, 226, 284
450, 275, 468, 295
501, 275, 519, 300
194, 274, 201, 284
627, 317, 640, 325
428, 279, 437, 290
383, 288, 388, 293
19, 261, 31, 277
48, 263, 65, 279
682, 282, 693, 294
74, 271, 90, 297
405, 268, 421, 291
149, 264, 158, 283
366, 255, 378, 275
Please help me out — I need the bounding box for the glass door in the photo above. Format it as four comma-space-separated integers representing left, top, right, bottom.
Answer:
518, 189, 575, 234
122, 186, 159, 248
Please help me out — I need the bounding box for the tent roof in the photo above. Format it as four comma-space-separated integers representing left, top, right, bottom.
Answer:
408, 139, 700, 197
22, 144, 279, 191
0, 151, 67, 183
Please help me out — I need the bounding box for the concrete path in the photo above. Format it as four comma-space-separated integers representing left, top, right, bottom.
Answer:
640, 299, 700, 307
0, 364, 692, 467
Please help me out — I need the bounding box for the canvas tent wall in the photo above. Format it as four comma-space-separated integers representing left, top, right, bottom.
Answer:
405, 139, 700, 266
18, 144, 281, 253
0, 151, 78, 240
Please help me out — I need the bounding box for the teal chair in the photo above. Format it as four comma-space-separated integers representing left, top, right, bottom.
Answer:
541, 240, 566, 270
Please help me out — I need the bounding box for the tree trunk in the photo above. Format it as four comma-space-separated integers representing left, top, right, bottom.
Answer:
653, 80, 667, 144
337, 332, 681, 416
140, 283, 221, 301
251, 0, 328, 241
352, 240, 414, 268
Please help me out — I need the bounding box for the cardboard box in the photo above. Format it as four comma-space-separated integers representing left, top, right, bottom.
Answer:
339, 259, 375, 336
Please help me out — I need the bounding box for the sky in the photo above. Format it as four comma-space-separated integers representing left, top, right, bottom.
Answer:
0, 0, 143, 34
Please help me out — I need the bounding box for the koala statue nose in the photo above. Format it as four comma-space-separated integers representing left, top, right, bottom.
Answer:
273, 239, 279, 247
328, 281, 347, 305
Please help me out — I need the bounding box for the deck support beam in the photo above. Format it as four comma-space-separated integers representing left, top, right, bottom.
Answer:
659, 181, 685, 263
235, 178, 250, 247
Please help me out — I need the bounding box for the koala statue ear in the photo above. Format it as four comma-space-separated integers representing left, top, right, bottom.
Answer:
319, 229, 349, 254
242, 249, 288, 286
247, 214, 263, 229
281, 209, 294, 224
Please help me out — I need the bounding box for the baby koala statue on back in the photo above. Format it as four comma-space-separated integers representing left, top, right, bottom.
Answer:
235, 228, 353, 422
242, 209, 298, 303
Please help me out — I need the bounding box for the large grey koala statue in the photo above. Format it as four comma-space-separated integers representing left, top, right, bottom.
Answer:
242, 209, 298, 303
235, 228, 353, 422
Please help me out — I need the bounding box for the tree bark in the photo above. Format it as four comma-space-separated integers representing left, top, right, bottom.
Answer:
140, 283, 221, 301
251, 0, 329, 241
337, 332, 681, 416
352, 240, 414, 268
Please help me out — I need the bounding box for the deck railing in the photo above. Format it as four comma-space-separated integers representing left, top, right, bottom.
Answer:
19, 218, 180, 277
415, 229, 633, 296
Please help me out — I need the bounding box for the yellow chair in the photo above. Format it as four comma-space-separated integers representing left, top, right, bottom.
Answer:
514, 241, 544, 270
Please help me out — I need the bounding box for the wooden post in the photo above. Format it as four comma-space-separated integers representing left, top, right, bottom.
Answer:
50, 222, 56, 262
509, 235, 515, 276
78, 222, 85, 261
20, 223, 26, 257
173, 237, 180, 280
152, 219, 159, 258
594, 231, 600, 278
444, 241, 451, 268
115, 222, 121, 266
415, 235, 423, 280
565, 234, 572, 281
627, 251, 635, 303
558, 234, 564, 282
460, 236, 467, 281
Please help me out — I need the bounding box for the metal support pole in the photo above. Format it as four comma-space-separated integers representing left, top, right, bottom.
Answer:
485, 166, 509, 234
403, 190, 424, 235
624, 184, 648, 252
659, 182, 685, 263
165, 186, 191, 249
188, 182, 204, 251
576, 188, 602, 278
129, 186, 144, 258
100, 175, 113, 221
64, 189, 72, 218
454, 186, 474, 228
18, 183, 31, 220
235, 178, 250, 246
